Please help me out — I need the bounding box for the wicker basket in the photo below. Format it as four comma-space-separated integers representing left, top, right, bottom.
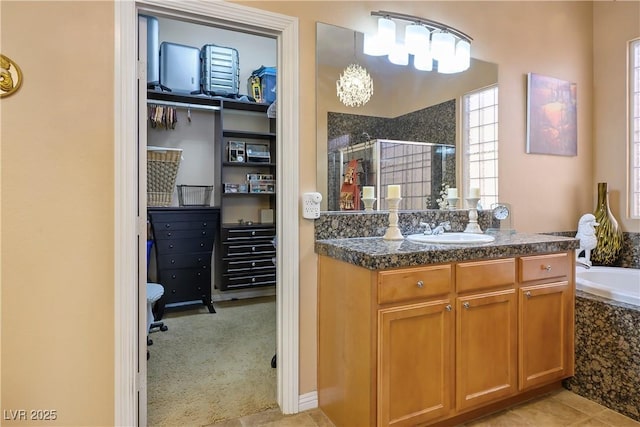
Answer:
147, 146, 183, 206
178, 185, 213, 206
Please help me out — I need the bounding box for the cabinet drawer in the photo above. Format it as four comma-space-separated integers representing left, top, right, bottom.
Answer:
223, 241, 276, 258
519, 253, 570, 282
221, 272, 276, 290
155, 237, 214, 254
456, 258, 515, 293
151, 218, 218, 232
223, 258, 275, 273
377, 264, 452, 304
223, 226, 275, 241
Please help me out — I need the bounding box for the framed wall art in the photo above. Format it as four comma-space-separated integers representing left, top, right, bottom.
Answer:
526, 73, 577, 156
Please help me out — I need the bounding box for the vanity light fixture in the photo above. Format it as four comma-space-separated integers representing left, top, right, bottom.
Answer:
337, 32, 374, 107
366, 10, 473, 74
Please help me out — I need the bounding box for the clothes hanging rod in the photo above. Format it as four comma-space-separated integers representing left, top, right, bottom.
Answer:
146, 99, 221, 112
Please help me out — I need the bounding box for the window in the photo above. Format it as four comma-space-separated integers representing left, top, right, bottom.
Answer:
462, 85, 499, 210
630, 38, 640, 218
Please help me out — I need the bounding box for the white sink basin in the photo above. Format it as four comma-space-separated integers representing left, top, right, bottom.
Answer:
406, 232, 495, 244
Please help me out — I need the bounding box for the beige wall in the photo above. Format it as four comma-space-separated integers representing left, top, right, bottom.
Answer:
0, 1, 638, 425
593, 2, 640, 232
1, 1, 115, 426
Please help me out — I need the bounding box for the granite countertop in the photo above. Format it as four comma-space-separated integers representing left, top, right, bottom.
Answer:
315, 232, 579, 270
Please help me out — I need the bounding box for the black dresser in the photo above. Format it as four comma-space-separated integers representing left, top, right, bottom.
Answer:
219, 223, 276, 291
148, 207, 220, 313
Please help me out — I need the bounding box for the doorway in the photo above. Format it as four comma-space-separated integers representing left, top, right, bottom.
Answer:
114, 1, 300, 425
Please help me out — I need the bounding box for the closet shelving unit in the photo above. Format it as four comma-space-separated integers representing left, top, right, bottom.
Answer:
147, 89, 277, 295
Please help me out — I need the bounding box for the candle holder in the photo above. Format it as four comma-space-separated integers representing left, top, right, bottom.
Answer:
447, 197, 459, 210
464, 197, 483, 233
383, 197, 404, 240
362, 198, 376, 212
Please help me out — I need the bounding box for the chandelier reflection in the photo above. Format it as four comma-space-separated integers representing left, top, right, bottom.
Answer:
336, 63, 374, 107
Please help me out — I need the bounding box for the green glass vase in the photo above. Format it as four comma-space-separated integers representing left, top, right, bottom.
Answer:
591, 182, 623, 265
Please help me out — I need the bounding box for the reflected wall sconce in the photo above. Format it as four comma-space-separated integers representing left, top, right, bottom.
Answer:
364, 10, 472, 74
337, 31, 374, 107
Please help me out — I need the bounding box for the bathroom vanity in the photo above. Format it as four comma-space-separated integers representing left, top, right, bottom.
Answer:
316, 232, 578, 427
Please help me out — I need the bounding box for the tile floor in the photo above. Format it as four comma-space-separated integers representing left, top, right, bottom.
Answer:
206, 389, 640, 427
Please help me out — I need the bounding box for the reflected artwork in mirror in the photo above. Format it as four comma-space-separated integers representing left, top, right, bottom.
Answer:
316, 22, 498, 211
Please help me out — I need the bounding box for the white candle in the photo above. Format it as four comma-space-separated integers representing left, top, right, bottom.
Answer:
363, 186, 375, 199
447, 188, 458, 198
388, 185, 401, 199
469, 187, 481, 199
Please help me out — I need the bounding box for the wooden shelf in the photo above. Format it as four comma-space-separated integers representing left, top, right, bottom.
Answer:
147, 89, 270, 112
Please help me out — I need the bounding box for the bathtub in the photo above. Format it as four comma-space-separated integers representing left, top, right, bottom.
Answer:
567, 265, 640, 421
575, 266, 640, 306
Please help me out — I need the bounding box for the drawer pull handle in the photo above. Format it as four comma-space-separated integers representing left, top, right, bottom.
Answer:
166, 232, 172, 237
171, 275, 176, 279
171, 259, 175, 264
252, 262, 256, 267
200, 243, 204, 247
525, 291, 532, 298
203, 222, 207, 227
169, 244, 174, 249
202, 231, 206, 236
445, 305, 452, 312
463, 302, 470, 309
251, 231, 256, 236
416, 280, 424, 288
543, 265, 552, 271
165, 224, 171, 228
252, 246, 256, 251
252, 277, 256, 282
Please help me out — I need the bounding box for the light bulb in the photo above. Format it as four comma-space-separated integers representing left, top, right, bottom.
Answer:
404, 23, 430, 55
431, 31, 455, 62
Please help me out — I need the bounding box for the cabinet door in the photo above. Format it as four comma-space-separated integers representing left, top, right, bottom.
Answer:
378, 300, 454, 427
519, 281, 573, 390
456, 289, 517, 411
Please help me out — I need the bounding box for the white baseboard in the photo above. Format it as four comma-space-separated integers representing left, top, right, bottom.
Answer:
298, 391, 318, 412
211, 286, 276, 302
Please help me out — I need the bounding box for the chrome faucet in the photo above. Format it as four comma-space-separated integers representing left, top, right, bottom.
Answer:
576, 259, 591, 269
431, 221, 451, 235
420, 221, 451, 235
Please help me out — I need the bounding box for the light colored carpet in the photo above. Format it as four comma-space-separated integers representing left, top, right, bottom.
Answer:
147, 296, 278, 426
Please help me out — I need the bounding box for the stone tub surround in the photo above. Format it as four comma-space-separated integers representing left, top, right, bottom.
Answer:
314, 210, 494, 240
315, 232, 578, 270
564, 291, 640, 422
548, 231, 640, 269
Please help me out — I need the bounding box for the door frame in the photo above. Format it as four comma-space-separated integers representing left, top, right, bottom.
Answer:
114, 1, 300, 424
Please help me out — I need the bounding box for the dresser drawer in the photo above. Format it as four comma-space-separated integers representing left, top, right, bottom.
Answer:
155, 237, 214, 254
148, 211, 219, 226
377, 264, 452, 305
158, 268, 210, 304
153, 228, 217, 241
519, 252, 570, 282
456, 258, 516, 293
157, 251, 211, 269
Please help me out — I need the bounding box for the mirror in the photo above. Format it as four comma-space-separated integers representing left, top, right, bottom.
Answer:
316, 22, 498, 211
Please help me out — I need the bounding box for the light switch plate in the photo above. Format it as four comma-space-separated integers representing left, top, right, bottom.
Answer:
302, 192, 322, 219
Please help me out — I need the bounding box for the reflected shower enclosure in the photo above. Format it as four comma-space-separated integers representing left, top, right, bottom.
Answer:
327, 138, 456, 211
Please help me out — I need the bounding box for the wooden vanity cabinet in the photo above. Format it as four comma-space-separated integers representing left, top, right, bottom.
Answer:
377, 265, 455, 427
455, 259, 518, 411
318, 251, 575, 427
518, 253, 574, 390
